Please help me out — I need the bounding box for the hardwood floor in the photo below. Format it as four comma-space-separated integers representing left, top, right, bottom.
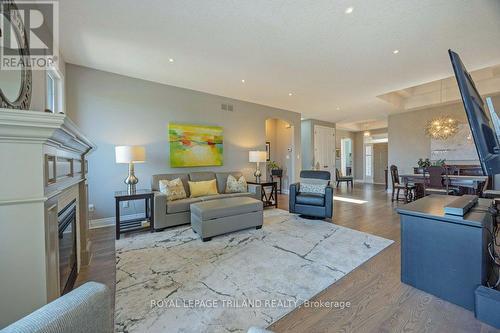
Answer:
76, 184, 499, 332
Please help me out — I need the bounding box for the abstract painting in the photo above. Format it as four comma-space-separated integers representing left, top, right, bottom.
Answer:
169, 123, 223, 167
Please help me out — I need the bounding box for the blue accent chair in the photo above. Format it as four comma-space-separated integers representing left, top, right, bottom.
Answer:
289, 170, 333, 219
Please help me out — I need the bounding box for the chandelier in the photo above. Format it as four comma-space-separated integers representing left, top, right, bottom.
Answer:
425, 116, 459, 140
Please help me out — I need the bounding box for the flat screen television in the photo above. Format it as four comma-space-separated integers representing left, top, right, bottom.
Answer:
449, 50, 500, 190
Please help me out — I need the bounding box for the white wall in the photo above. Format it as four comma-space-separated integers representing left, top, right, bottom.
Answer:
66, 64, 301, 219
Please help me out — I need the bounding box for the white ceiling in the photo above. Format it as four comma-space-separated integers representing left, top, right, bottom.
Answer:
58, 0, 500, 130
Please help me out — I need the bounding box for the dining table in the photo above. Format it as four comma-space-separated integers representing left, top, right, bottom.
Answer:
399, 173, 489, 199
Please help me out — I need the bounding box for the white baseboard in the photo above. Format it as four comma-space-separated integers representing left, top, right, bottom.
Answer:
90, 213, 146, 229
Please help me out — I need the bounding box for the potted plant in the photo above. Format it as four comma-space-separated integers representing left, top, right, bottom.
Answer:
414, 158, 431, 174
431, 159, 447, 167
268, 161, 283, 177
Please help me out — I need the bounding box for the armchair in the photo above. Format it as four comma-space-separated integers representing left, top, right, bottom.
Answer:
289, 170, 333, 219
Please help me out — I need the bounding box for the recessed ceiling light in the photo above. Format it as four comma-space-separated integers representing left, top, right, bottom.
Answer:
345, 7, 354, 14
393, 50, 399, 54
336, 106, 341, 111
288, 92, 293, 96
241, 79, 245, 83
301, 117, 305, 121
168, 58, 174, 62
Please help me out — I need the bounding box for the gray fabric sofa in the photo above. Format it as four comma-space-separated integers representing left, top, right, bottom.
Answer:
152, 171, 262, 231
1, 282, 112, 333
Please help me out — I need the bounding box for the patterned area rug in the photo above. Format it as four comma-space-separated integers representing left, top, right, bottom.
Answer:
115, 209, 393, 332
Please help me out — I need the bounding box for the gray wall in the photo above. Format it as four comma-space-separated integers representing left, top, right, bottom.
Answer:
300, 119, 336, 170
388, 103, 473, 174
66, 64, 301, 219
351, 128, 387, 181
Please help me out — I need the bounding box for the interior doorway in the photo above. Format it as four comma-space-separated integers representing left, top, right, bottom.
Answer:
363, 132, 388, 184
340, 138, 353, 176
265, 118, 295, 193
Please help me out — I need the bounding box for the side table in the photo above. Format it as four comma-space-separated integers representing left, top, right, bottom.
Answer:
114, 189, 154, 240
247, 181, 278, 208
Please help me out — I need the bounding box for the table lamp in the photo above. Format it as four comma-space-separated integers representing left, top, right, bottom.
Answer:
249, 150, 267, 183
115, 146, 146, 193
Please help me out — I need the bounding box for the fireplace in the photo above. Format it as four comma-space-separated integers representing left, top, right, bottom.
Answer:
58, 199, 78, 295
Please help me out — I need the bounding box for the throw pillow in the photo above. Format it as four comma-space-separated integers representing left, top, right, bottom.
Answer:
300, 177, 329, 186
159, 178, 187, 201
225, 175, 247, 193
189, 179, 218, 198
300, 182, 327, 194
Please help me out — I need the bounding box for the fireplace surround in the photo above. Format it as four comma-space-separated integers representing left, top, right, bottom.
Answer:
0, 108, 95, 328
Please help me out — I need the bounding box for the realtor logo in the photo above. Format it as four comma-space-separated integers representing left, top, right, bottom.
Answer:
1, 0, 59, 69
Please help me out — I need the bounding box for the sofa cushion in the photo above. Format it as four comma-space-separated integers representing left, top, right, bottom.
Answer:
152, 173, 190, 196
189, 179, 218, 198
189, 172, 216, 182
214, 192, 253, 199
159, 178, 187, 201
215, 172, 242, 193
295, 193, 325, 206
166, 197, 202, 214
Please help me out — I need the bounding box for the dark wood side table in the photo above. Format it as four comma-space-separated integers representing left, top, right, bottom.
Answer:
270, 175, 282, 194
247, 181, 278, 208
114, 189, 154, 240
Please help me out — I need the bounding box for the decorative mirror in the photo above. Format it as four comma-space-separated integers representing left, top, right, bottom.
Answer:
0, 0, 32, 109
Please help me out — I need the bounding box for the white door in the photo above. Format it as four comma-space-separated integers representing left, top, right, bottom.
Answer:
314, 125, 335, 180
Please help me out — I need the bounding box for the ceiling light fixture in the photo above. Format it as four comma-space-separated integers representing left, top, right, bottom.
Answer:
336, 106, 341, 111
425, 116, 459, 140
288, 92, 293, 96
241, 79, 245, 83
168, 58, 174, 62
393, 50, 399, 54
364, 131, 371, 137
345, 7, 354, 14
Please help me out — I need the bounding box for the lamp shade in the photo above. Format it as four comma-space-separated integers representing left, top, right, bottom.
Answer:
249, 151, 267, 163
115, 146, 146, 163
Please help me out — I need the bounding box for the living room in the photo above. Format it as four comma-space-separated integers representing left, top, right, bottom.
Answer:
1, 1, 500, 333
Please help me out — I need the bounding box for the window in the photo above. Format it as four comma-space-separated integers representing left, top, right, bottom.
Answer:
46, 68, 63, 113
365, 145, 372, 177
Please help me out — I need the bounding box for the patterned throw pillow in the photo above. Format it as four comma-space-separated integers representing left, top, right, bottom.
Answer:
159, 178, 187, 201
225, 175, 247, 193
300, 182, 327, 194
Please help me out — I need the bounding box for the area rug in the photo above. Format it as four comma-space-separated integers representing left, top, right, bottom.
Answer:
115, 209, 393, 333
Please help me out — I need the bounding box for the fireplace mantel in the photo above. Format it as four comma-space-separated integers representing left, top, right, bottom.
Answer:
0, 108, 96, 328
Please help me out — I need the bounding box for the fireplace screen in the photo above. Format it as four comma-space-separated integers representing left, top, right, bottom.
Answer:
58, 199, 77, 295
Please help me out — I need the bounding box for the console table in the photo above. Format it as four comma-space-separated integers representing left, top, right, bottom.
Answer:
397, 195, 494, 311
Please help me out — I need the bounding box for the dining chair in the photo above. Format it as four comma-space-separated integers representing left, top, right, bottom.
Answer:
423, 166, 457, 195
335, 168, 353, 189
390, 165, 416, 203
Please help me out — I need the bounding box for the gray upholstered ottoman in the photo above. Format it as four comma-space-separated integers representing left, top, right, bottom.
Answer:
190, 197, 263, 241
